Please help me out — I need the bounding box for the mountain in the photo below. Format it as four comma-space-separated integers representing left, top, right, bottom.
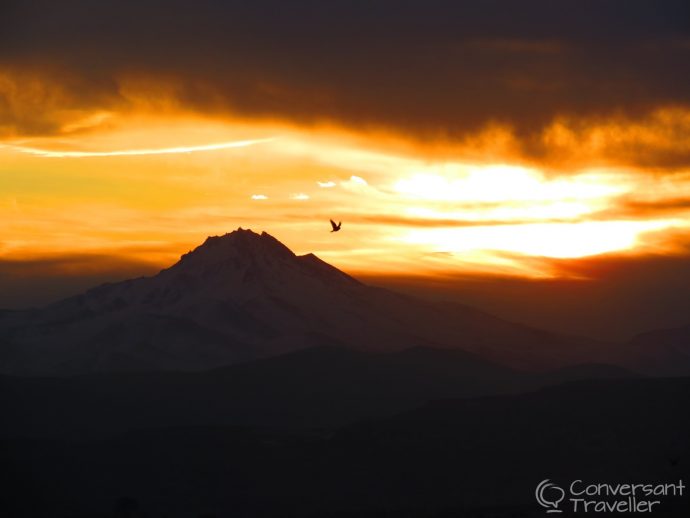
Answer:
0, 228, 608, 376
623, 324, 690, 376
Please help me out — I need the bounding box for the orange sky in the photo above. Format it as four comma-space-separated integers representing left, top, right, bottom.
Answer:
2, 2, 690, 338
2, 1, 690, 289
2, 107, 690, 282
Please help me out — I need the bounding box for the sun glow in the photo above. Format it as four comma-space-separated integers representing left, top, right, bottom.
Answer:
401, 220, 676, 260
2, 114, 690, 279
393, 166, 625, 203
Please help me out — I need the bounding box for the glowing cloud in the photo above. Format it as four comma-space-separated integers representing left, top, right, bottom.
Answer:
2, 115, 689, 283
401, 220, 675, 259
393, 166, 625, 203
3, 138, 275, 158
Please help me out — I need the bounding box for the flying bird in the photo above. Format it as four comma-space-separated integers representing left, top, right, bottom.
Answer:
329, 219, 342, 232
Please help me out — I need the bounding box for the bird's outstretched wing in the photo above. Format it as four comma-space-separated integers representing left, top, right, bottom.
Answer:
330, 219, 338, 231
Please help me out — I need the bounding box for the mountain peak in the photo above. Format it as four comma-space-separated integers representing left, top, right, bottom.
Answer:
200, 227, 291, 250
176, 228, 295, 268
0, 226, 613, 376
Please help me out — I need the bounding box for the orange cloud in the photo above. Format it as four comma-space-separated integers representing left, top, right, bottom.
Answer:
3, 137, 274, 158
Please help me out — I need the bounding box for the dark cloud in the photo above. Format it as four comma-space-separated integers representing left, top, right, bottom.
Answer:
1, 0, 689, 167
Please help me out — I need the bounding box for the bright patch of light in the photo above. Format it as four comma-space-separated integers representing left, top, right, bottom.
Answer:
317, 181, 337, 188
401, 220, 673, 259
251, 194, 268, 200
405, 200, 596, 222
394, 166, 626, 203
290, 193, 310, 200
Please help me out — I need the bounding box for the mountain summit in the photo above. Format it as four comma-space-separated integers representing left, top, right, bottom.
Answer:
0, 229, 602, 376
178, 229, 298, 270
137, 228, 359, 308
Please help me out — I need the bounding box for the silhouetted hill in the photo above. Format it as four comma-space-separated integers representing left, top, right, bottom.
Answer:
0, 229, 608, 376
624, 324, 690, 376
3, 375, 688, 518
0, 346, 636, 440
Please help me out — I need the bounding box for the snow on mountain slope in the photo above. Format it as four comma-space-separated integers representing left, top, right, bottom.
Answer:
0, 229, 605, 375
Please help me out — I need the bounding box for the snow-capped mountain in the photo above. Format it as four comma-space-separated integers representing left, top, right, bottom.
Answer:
0, 228, 604, 375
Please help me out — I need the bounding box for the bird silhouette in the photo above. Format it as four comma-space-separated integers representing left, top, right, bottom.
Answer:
329, 219, 342, 232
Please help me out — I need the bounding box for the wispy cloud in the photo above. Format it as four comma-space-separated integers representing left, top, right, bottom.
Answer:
2, 138, 275, 158
251, 194, 268, 200
317, 181, 336, 188
290, 193, 310, 200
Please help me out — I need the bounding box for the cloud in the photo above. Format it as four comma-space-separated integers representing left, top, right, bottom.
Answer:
620, 197, 690, 215
529, 108, 690, 170
289, 193, 310, 200
338, 176, 369, 191
348, 214, 524, 228
1, 138, 274, 158
592, 196, 690, 220
317, 181, 336, 188
251, 194, 268, 200
2, 1, 689, 169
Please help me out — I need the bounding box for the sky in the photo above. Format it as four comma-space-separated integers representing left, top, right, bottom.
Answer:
1, 1, 690, 339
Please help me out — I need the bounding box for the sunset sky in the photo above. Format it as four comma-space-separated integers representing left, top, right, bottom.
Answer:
2, 1, 690, 338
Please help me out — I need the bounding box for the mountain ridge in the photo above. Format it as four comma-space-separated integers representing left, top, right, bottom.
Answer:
0, 229, 636, 375
0, 344, 637, 440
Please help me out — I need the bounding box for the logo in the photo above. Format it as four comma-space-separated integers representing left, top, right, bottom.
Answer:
536, 479, 565, 513
534, 478, 685, 514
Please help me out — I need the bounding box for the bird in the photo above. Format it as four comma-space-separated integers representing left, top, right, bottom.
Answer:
329, 219, 342, 232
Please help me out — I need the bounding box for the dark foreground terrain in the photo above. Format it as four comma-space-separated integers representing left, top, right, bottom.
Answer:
2, 347, 689, 517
